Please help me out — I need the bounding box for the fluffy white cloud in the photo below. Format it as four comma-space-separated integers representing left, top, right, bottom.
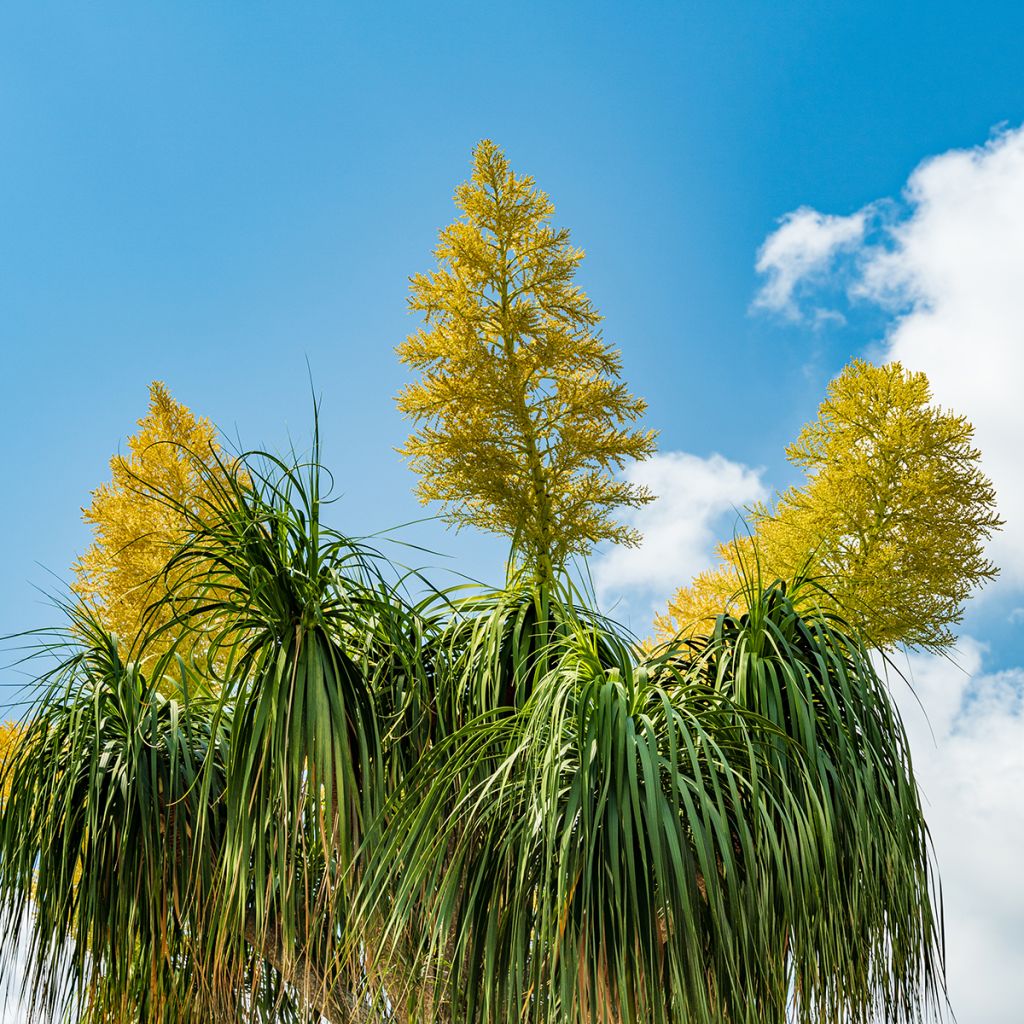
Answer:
752, 206, 866, 319
756, 124, 1024, 582
593, 451, 766, 620
888, 641, 1024, 1024
863, 127, 1024, 583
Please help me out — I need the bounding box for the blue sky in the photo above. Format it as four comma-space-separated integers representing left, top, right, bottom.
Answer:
5, 1, 1024, 636
3, 3, 1024, 1020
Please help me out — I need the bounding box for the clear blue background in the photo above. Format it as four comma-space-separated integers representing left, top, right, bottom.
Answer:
3, 1, 1024, 709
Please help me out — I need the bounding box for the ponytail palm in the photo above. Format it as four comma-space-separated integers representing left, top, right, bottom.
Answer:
0, 140, 954, 1023
0, 443, 429, 1021
153, 441, 440, 1019
0, 441, 944, 1024
354, 583, 942, 1024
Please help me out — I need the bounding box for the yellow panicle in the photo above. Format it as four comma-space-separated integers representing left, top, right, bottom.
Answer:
72, 382, 230, 659
397, 140, 657, 580
657, 360, 1001, 650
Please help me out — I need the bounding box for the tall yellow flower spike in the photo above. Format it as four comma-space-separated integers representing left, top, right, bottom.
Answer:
658, 360, 1002, 650
73, 382, 230, 658
397, 140, 657, 581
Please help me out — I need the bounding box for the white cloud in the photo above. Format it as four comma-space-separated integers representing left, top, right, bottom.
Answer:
863, 127, 1024, 584
888, 640, 1024, 1024
756, 124, 1024, 584
593, 451, 766, 618
752, 206, 866, 319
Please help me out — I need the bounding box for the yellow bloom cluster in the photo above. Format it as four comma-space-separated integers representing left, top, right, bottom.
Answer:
397, 140, 657, 580
72, 382, 231, 659
658, 360, 1002, 650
